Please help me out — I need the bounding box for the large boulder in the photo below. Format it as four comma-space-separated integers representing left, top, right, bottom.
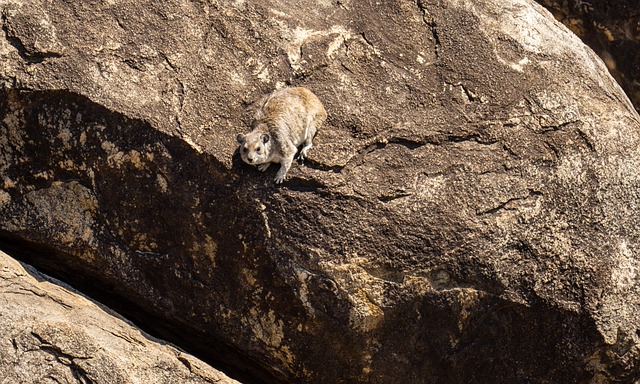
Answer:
1, 0, 640, 383
0, 250, 241, 384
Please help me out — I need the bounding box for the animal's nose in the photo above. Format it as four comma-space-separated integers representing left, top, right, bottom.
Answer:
247, 156, 254, 163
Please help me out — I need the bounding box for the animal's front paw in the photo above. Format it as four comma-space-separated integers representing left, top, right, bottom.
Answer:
274, 173, 287, 184
257, 163, 271, 172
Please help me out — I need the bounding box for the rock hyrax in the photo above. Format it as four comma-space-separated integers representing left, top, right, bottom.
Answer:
236, 87, 327, 183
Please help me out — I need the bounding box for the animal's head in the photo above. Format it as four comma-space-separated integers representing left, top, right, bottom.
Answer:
237, 130, 272, 165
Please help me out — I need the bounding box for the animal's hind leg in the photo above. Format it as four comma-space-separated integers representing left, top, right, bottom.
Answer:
299, 138, 313, 160
275, 143, 297, 183
299, 116, 317, 160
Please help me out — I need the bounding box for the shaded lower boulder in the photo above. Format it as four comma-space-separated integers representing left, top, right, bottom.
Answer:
1, 0, 640, 383
0, 250, 241, 384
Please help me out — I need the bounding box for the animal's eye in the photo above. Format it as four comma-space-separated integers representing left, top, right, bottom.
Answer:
242, 147, 248, 152
256, 147, 261, 153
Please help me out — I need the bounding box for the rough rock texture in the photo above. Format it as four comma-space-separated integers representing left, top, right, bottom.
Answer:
0, 250, 241, 384
1, 0, 640, 383
535, 0, 640, 113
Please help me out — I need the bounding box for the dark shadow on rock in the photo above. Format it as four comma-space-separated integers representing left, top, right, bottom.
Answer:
0, 89, 293, 384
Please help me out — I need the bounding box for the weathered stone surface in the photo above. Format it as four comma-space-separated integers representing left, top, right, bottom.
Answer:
0, 250, 241, 384
535, 0, 640, 112
1, 0, 640, 383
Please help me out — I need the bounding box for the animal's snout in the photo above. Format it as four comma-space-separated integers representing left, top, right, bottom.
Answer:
247, 156, 254, 163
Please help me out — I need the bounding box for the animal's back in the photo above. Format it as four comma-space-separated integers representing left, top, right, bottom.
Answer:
258, 87, 326, 146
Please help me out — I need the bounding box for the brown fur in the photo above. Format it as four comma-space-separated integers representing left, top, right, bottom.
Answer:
237, 87, 326, 183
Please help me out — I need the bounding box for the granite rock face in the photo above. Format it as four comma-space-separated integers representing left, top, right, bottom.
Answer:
1, 0, 640, 383
536, 0, 640, 112
0, 250, 241, 384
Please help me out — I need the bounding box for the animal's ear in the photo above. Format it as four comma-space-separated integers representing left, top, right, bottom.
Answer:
261, 133, 270, 144
236, 133, 245, 143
